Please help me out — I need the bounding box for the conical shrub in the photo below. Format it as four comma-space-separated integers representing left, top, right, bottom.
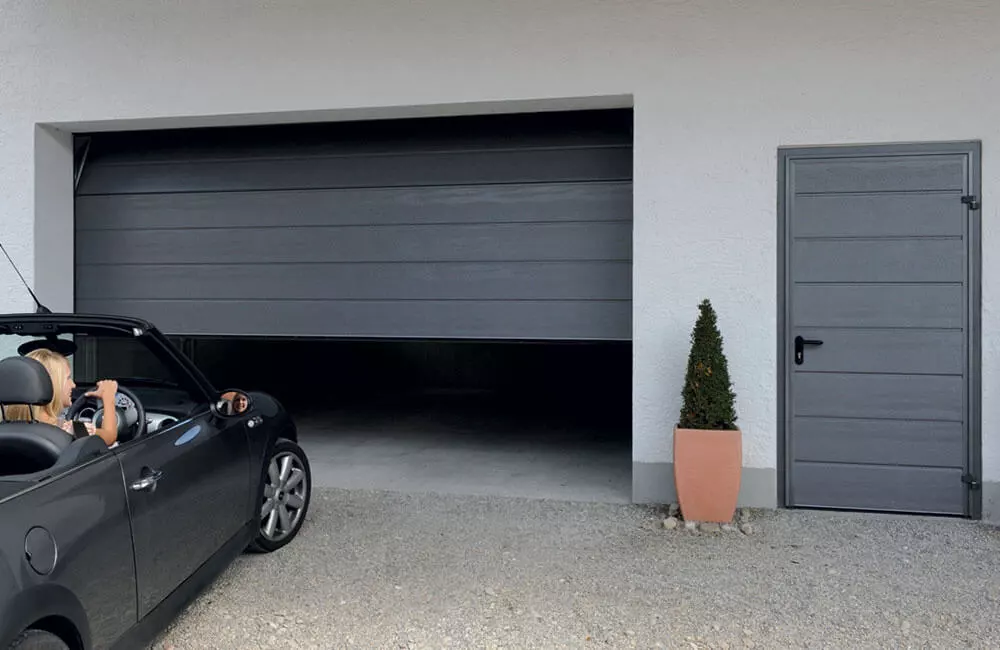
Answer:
678, 299, 737, 430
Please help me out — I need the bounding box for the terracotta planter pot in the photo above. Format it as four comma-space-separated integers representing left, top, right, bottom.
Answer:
673, 426, 742, 523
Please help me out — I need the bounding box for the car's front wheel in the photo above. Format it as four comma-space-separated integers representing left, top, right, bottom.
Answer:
248, 438, 311, 553
6, 630, 70, 650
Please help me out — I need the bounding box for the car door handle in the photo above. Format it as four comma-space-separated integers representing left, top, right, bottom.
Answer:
247, 416, 263, 428
794, 335, 824, 365
130, 468, 163, 492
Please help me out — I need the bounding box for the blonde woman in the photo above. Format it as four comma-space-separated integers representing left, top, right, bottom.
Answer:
4, 348, 119, 446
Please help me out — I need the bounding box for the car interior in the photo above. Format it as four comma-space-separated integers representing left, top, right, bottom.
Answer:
65, 333, 210, 433
0, 355, 109, 481
0, 312, 266, 504
0, 327, 214, 485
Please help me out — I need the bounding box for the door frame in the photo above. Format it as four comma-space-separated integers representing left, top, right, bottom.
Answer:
776, 140, 982, 517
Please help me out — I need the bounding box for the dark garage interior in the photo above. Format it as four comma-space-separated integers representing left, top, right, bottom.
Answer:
185, 337, 633, 502
72, 108, 635, 502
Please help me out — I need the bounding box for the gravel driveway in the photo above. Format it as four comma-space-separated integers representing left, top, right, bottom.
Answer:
151, 488, 1000, 649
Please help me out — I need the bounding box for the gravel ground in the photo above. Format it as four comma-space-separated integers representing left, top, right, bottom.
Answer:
151, 488, 1000, 649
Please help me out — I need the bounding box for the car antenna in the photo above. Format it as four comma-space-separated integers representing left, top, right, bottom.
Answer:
0, 240, 51, 314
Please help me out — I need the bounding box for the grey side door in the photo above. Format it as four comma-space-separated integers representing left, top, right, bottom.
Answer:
779, 142, 981, 516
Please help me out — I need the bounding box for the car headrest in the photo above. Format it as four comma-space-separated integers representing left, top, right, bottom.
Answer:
0, 356, 54, 406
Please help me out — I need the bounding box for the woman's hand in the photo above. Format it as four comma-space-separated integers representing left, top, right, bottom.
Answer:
60, 421, 96, 436
86, 379, 119, 445
86, 379, 119, 401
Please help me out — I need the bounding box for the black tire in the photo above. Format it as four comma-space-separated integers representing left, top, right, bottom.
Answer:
247, 438, 311, 553
7, 630, 70, 650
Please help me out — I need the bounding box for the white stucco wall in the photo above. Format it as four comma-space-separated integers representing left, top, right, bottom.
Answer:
2, 0, 999, 496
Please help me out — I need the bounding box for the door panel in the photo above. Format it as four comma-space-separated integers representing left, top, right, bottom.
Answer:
792, 284, 963, 329
793, 373, 964, 421
75, 298, 633, 340
75, 146, 632, 195
782, 143, 978, 516
792, 193, 964, 238
790, 328, 963, 375
76, 182, 632, 230
791, 463, 964, 514
791, 155, 965, 193
793, 418, 965, 467
793, 238, 964, 283
77, 260, 632, 301
0, 454, 135, 650
76, 221, 632, 265
115, 412, 250, 617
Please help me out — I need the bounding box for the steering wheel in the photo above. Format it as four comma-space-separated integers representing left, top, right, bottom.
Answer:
65, 384, 147, 444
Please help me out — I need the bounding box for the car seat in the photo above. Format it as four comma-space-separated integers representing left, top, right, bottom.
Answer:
0, 355, 72, 476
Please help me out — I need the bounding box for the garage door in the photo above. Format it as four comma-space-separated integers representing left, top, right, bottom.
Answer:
780, 141, 981, 517
74, 111, 632, 340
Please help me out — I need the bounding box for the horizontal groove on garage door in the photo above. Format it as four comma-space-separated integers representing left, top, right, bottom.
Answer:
74, 109, 634, 339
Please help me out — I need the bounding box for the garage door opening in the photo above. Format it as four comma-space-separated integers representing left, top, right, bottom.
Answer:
73, 108, 634, 502
185, 337, 632, 501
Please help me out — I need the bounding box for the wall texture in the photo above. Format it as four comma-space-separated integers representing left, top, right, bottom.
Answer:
2, 0, 999, 509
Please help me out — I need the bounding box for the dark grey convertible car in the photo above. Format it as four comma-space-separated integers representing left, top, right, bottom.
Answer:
0, 313, 312, 650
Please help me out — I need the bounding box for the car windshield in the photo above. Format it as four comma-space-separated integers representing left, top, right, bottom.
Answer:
0, 328, 185, 391
73, 334, 179, 387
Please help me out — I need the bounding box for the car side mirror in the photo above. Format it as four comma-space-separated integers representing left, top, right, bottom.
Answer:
215, 389, 253, 417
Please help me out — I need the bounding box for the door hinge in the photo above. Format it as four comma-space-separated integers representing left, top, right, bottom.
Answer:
961, 473, 981, 490
961, 195, 980, 210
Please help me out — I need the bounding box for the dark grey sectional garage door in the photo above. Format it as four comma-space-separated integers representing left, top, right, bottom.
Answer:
780, 142, 980, 517
74, 111, 632, 340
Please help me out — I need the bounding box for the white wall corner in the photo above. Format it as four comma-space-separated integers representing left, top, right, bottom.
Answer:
33, 124, 75, 313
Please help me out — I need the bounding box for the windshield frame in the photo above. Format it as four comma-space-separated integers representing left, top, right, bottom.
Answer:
0, 313, 216, 404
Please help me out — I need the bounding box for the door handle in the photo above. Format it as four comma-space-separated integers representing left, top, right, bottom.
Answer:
130, 468, 163, 492
794, 335, 824, 365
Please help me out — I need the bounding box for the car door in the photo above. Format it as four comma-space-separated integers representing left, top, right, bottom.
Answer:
115, 410, 250, 618
0, 451, 136, 650
71, 329, 253, 619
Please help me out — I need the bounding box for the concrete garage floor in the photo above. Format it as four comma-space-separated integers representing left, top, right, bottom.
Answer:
191, 338, 633, 502
292, 392, 632, 504
151, 489, 1000, 649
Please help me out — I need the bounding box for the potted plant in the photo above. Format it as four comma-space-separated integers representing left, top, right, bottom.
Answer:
674, 299, 741, 523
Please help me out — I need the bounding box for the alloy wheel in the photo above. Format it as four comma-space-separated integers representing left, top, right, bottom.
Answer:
260, 450, 308, 542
